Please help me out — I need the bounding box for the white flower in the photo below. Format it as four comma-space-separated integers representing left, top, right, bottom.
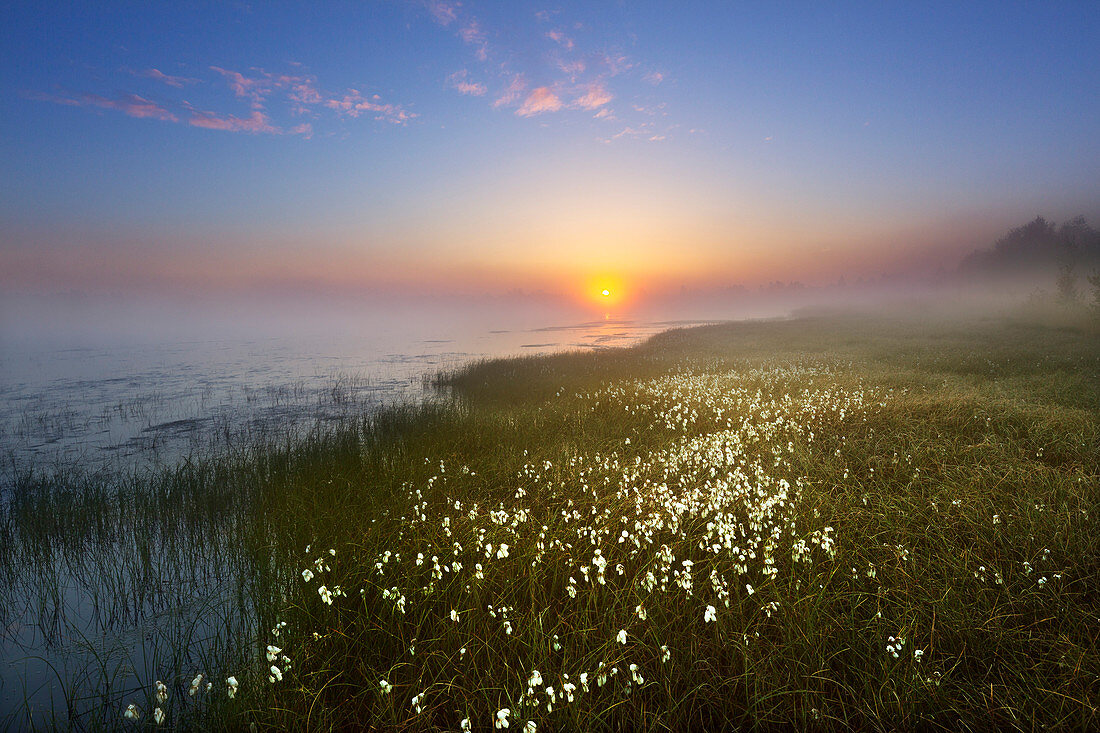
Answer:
616, 629, 627, 644
461, 719, 471, 732
188, 673, 204, 696
497, 543, 510, 559
495, 707, 511, 728
525, 721, 537, 733
153, 707, 165, 726
266, 645, 282, 662
660, 645, 671, 663
123, 703, 141, 720
269, 664, 283, 683
704, 605, 717, 623
451, 609, 460, 622
319, 585, 333, 604
528, 670, 543, 688
411, 691, 425, 714
154, 680, 168, 703
302, 568, 315, 582
227, 676, 239, 699
745, 583, 755, 595
379, 678, 393, 694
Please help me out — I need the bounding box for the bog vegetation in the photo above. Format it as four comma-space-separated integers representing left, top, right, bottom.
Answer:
3, 309, 1100, 730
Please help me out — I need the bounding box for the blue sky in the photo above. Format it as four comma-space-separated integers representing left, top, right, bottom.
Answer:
2, 1, 1098, 300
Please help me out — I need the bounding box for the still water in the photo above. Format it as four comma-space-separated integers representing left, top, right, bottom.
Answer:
0, 298, 716, 728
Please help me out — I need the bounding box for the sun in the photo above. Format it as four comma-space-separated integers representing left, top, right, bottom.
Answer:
583, 275, 627, 308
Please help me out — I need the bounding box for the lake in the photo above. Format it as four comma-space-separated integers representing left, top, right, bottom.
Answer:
0, 296, 722, 727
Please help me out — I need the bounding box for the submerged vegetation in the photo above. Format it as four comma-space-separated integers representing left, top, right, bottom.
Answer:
3, 311, 1100, 730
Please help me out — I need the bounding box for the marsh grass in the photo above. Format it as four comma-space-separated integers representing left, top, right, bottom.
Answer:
3, 312, 1099, 730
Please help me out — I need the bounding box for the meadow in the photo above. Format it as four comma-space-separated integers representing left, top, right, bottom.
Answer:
3, 309, 1099, 730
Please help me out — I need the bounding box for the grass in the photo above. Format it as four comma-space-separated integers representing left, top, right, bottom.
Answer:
3, 309, 1100, 730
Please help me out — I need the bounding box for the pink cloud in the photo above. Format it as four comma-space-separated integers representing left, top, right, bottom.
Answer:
31, 91, 179, 122
324, 90, 414, 123
426, 0, 458, 25
593, 107, 614, 119
643, 70, 665, 85
493, 74, 527, 108
188, 109, 279, 134
459, 20, 484, 44
138, 68, 198, 87
288, 78, 323, 114
290, 123, 314, 139
448, 70, 487, 96
557, 59, 585, 79
573, 82, 612, 110
610, 126, 646, 140
210, 66, 272, 109
600, 53, 633, 76
517, 86, 562, 116
546, 29, 574, 50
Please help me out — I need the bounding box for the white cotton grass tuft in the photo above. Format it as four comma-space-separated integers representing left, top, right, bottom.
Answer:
188, 673, 204, 696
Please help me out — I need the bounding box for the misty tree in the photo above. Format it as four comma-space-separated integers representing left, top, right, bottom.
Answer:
1089, 270, 1100, 315
958, 215, 1100, 280
1056, 263, 1080, 305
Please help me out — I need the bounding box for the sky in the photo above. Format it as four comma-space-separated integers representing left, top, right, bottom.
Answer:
2, 1, 1098, 309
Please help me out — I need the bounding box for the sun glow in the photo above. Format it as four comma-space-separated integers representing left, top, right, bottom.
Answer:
583, 274, 629, 309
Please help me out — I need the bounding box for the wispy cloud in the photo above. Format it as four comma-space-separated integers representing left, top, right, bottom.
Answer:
557, 58, 586, 80
188, 108, 278, 134
448, 70, 487, 96
572, 82, 612, 110
517, 86, 562, 116
30, 64, 414, 135
422, 0, 488, 60
30, 91, 179, 122
134, 68, 198, 87
425, 0, 458, 26
546, 29, 574, 50
417, 3, 676, 134
324, 90, 415, 123
493, 74, 527, 108
459, 20, 484, 44
210, 66, 272, 109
